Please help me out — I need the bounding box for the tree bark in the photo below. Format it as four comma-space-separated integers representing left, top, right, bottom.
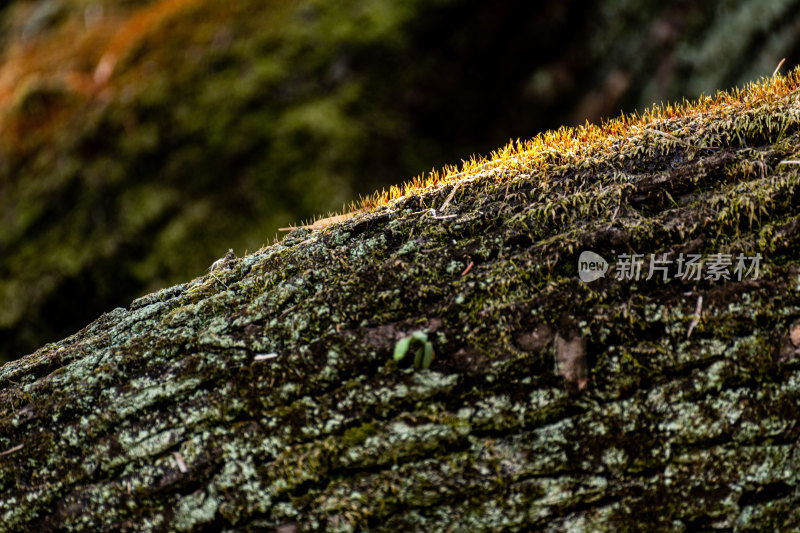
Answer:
2, 76, 800, 532
4, 0, 800, 362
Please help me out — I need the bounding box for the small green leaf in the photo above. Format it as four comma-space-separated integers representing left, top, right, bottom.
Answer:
411, 331, 428, 343
394, 337, 412, 361
422, 342, 434, 369
413, 346, 423, 368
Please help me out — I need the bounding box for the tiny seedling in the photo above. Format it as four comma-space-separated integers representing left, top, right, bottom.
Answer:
393, 331, 434, 370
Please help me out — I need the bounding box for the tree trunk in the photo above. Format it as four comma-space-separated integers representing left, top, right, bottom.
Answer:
4, 0, 800, 363
2, 75, 800, 532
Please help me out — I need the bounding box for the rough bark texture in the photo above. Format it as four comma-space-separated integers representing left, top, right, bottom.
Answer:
2, 76, 800, 531
3, 0, 800, 361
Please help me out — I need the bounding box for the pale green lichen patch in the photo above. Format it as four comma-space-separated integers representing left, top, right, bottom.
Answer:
2, 73, 800, 531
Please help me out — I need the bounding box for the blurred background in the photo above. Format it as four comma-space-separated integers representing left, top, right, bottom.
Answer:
0, 0, 798, 363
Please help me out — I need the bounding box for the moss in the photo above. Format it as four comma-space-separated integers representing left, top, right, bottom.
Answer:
5, 0, 800, 361
2, 68, 800, 531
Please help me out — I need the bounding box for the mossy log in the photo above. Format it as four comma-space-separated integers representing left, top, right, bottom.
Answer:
2, 76, 800, 531
3, 0, 800, 362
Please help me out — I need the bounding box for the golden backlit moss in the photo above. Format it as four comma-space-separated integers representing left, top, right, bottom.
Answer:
358, 68, 800, 211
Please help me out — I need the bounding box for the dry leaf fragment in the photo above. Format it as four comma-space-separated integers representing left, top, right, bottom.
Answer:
278, 208, 368, 232
173, 451, 188, 473
790, 323, 800, 348
555, 333, 588, 390
687, 295, 703, 339
516, 323, 555, 352
0, 443, 23, 456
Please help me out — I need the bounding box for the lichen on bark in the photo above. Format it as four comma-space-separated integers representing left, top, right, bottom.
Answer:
2, 73, 800, 531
